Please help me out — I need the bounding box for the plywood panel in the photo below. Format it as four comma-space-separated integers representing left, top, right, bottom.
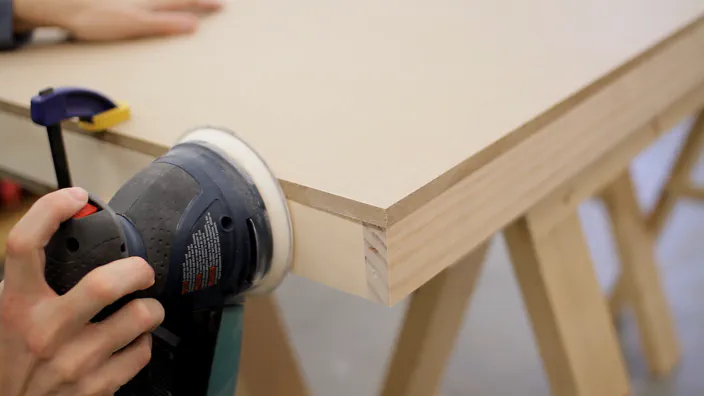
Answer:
0, 1, 701, 222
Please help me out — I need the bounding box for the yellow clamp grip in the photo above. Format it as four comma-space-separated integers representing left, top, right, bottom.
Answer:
77, 102, 131, 132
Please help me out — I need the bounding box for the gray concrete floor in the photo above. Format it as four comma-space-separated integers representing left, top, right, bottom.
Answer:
273, 117, 704, 396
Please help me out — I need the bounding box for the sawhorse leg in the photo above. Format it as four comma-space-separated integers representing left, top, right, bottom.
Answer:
505, 206, 631, 396
236, 295, 311, 396
648, 110, 704, 235
380, 243, 489, 396
603, 172, 680, 376
610, 110, 704, 317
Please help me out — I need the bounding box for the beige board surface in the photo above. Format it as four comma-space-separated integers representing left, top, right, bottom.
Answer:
0, 0, 703, 226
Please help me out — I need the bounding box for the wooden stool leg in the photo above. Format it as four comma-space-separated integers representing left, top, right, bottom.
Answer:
602, 172, 680, 376
505, 211, 631, 396
236, 295, 311, 396
380, 243, 490, 396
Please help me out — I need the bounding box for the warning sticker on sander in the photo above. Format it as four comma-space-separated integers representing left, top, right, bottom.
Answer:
181, 212, 222, 294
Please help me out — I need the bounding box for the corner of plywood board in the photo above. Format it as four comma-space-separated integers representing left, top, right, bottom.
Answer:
279, 180, 388, 227
363, 222, 390, 305
288, 201, 389, 303
383, 18, 704, 305
382, 15, 704, 229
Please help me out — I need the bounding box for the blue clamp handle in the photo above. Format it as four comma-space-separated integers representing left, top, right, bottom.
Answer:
30, 87, 118, 126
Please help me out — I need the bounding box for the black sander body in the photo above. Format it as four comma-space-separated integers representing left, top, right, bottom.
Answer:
30, 88, 293, 396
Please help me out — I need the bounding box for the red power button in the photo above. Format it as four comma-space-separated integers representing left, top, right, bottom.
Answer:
73, 203, 98, 219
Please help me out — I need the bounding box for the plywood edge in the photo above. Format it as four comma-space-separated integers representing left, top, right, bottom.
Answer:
0, 100, 169, 158
363, 222, 390, 305
0, 99, 389, 226
385, 14, 704, 226
384, 19, 704, 303
280, 181, 387, 226
530, 82, 704, 236
0, 112, 378, 302
287, 202, 373, 301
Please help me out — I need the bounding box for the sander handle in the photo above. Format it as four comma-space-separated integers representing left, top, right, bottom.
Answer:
44, 194, 138, 321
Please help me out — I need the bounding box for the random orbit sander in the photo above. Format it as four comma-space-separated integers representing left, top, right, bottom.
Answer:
30, 87, 293, 396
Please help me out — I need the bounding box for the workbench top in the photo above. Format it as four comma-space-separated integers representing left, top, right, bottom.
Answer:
1, 1, 704, 304
1, 0, 701, 223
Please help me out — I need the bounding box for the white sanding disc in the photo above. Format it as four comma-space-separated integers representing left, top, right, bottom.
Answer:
177, 127, 293, 295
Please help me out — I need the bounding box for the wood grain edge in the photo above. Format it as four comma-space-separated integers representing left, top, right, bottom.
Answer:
385, 13, 704, 226
363, 222, 390, 305
530, 81, 704, 236
385, 20, 704, 304
0, 100, 169, 159
0, 112, 377, 303
280, 181, 386, 226
0, 98, 391, 226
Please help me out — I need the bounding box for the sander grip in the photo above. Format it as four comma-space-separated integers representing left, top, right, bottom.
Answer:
44, 195, 133, 320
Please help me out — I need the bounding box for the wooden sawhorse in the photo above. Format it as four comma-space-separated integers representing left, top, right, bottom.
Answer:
236, 100, 704, 396
610, 111, 704, 343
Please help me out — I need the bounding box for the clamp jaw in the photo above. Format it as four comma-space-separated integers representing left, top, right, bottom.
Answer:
30, 87, 131, 189
31, 87, 131, 132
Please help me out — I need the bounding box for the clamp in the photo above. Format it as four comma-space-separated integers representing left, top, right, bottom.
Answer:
30, 87, 131, 189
